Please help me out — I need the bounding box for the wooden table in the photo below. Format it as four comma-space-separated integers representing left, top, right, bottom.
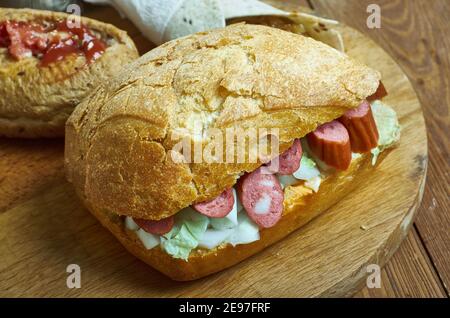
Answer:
0, 0, 448, 298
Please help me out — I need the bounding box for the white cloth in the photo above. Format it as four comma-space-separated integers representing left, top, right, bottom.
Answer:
220, 0, 285, 19
84, 0, 288, 45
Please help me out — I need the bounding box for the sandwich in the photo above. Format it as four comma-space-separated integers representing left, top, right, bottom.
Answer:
0, 8, 139, 138
65, 23, 400, 281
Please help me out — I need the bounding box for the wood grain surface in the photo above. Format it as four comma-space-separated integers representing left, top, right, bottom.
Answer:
0, 0, 446, 297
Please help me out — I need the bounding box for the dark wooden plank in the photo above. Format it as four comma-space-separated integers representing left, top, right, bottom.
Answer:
311, 0, 450, 297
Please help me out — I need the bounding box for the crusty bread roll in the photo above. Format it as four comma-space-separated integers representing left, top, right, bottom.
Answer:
65, 23, 380, 221
0, 8, 139, 138
65, 24, 385, 280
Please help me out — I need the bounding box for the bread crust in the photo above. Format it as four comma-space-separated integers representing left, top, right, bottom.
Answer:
0, 8, 139, 138
82, 152, 380, 281
65, 24, 381, 221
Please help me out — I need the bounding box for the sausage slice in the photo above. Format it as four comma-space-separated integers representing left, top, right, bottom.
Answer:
266, 139, 303, 175
133, 216, 175, 235
339, 100, 379, 153
237, 167, 284, 228
367, 81, 388, 101
193, 188, 235, 218
306, 120, 352, 170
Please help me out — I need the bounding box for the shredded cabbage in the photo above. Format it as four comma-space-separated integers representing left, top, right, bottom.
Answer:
370, 101, 401, 164
160, 207, 209, 260
125, 216, 139, 231
293, 154, 321, 180
136, 229, 160, 250
160, 225, 197, 260
351, 152, 362, 160
305, 176, 321, 193
198, 229, 235, 249
227, 212, 260, 246
277, 174, 298, 189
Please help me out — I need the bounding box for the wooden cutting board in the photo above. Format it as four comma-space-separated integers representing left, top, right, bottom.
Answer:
0, 6, 427, 297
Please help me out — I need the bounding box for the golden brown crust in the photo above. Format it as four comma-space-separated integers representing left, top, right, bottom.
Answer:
84, 152, 380, 281
0, 8, 139, 138
65, 23, 380, 221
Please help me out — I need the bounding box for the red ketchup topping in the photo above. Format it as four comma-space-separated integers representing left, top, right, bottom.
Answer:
0, 22, 11, 47
0, 19, 106, 67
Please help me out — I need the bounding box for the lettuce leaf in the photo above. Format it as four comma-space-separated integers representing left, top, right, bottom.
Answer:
304, 176, 321, 192
160, 207, 209, 260
160, 225, 197, 260
176, 207, 209, 239
136, 229, 160, 249
370, 101, 401, 164
293, 153, 321, 181
227, 212, 260, 246
198, 228, 235, 249
277, 174, 299, 189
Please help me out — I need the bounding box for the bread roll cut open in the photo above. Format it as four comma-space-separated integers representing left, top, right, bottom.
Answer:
65, 23, 380, 222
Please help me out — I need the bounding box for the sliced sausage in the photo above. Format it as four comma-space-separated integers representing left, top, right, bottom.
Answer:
133, 216, 174, 235
266, 139, 303, 175
339, 100, 379, 153
193, 188, 234, 218
306, 120, 352, 170
367, 81, 388, 101
237, 167, 284, 228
